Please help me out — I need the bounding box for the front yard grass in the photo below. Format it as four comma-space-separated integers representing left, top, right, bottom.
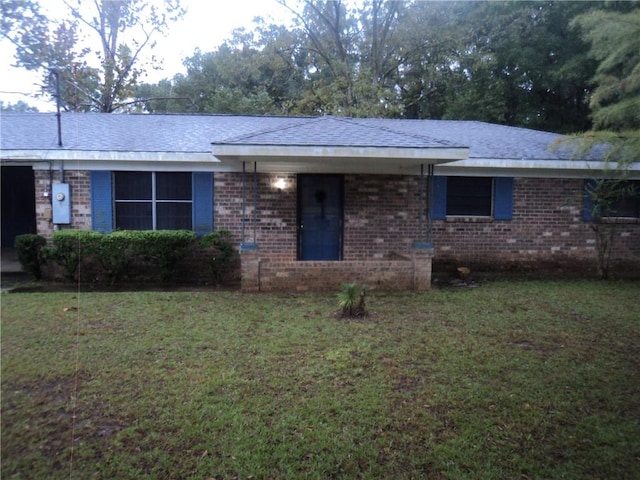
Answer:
2, 280, 639, 479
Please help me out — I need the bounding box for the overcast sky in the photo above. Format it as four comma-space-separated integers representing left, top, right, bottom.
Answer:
0, 0, 293, 111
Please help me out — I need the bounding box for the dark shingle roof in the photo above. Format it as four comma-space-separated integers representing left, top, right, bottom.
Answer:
1, 112, 570, 160
215, 115, 459, 149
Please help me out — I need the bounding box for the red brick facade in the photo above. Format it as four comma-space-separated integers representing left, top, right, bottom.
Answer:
214, 173, 640, 282
433, 177, 639, 275
32, 169, 640, 287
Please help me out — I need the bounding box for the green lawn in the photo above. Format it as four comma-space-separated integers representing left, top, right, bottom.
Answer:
2, 280, 639, 479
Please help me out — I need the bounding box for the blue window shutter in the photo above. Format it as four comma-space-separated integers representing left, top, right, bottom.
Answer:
90, 171, 113, 233
431, 176, 447, 220
193, 172, 213, 236
494, 177, 514, 220
583, 179, 596, 222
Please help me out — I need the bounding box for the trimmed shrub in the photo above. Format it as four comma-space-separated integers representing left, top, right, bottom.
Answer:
47, 229, 225, 285
200, 230, 234, 285
50, 230, 103, 282
131, 230, 197, 281
14, 234, 47, 279
98, 231, 139, 284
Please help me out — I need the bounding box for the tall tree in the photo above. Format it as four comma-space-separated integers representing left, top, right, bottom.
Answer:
1, 0, 184, 112
572, 6, 640, 131
135, 22, 306, 115
279, 0, 407, 116
434, 1, 598, 132
560, 5, 640, 278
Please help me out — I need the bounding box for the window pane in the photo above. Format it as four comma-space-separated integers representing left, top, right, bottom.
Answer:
114, 172, 151, 200
115, 202, 153, 230
608, 197, 640, 217
447, 177, 492, 216
606, 181, 640, 218
156, 172, 192, 200
157, 202, 192, 230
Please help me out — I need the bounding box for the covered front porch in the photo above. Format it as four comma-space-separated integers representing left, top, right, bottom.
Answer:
211, 116, 468, 292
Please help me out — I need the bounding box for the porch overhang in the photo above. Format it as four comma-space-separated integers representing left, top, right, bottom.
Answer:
212, 144, 469, 175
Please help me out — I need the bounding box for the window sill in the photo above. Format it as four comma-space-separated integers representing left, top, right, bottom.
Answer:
445, 216, 494, 223
598, 216, 640, 225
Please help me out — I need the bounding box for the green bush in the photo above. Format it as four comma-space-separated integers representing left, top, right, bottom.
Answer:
14, 234, 47, 279
47, 229, 217, 284
98, 231, 139, 284
50, 230, 103, 281
130, 230, 197, 281
200, 230, 234, 285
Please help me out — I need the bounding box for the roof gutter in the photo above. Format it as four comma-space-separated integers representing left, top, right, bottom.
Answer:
438, 158, 640, 179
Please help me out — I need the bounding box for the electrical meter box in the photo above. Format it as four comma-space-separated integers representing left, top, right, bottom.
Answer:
52, 183, 71, 224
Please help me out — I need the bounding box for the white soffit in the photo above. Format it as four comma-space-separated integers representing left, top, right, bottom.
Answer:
212, 144, 469, 174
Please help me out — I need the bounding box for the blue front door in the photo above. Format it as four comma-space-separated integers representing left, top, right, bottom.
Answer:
298, 174, 343, 261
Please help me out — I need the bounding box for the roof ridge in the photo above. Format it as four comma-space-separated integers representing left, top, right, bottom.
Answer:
213, 117, 320, 144
345, 117, 464, 148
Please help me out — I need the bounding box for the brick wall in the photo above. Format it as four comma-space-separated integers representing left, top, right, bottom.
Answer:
432, 178, 640, 275
344, 174, 423, 258
217, 174, 639, 279
214, 172, 298, 260
34, 169, 91, 238
215, 172, 425, 261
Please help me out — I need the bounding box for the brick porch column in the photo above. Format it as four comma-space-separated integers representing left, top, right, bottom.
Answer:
240, 245, 261, 292
411, 242, 434, 291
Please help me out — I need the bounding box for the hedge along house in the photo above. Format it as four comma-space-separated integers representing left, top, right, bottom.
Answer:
1, 112, 639, 290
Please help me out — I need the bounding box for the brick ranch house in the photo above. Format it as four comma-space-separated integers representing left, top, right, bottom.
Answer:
1, 112, 639, 290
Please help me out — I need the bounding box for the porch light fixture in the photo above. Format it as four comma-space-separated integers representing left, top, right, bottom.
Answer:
274, 178, 287, 191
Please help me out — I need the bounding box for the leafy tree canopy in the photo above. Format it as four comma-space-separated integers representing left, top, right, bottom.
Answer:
572, 5, 640, 131
1, 0, 185, 112
133, 0, 620, 134
0, 100, 39, 112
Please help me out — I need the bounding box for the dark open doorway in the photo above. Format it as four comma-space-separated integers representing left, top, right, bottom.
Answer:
1, 166, 37, 247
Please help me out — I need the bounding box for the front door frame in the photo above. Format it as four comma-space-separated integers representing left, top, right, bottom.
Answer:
297, 174, 344, 261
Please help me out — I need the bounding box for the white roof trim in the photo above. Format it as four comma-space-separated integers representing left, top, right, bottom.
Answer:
212, 145, 469, 161
0, 149, 218, 163
438, 158, 640, 179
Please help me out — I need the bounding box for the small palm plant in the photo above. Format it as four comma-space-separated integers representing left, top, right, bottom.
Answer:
337, 282, 369, 317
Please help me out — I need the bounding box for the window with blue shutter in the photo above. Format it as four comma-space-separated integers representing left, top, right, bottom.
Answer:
192, 172, 214, 236
90, 171, 113, 233
91, 171, 213, 233
583, 179, 597, 221
430, 176, 447, 220
447, 176, 492, 216
430, 176, 514, 220
494, 177, 514, 220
